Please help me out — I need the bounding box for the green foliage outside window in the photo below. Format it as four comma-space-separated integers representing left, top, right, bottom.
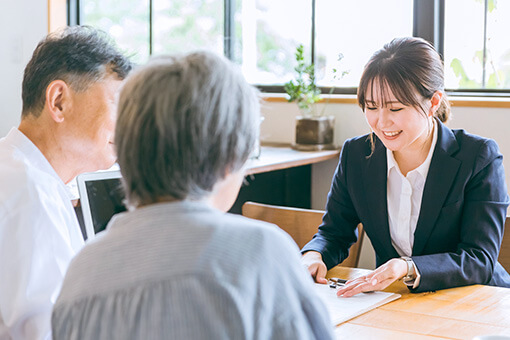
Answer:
449, 0, 510, 89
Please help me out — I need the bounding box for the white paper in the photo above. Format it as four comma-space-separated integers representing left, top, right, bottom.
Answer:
313, 283, 401, 326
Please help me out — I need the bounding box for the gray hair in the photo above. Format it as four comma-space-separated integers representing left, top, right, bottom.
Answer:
115, 51, 260, 207
22, 25, 132, 117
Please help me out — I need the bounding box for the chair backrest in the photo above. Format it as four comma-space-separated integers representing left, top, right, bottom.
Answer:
241, 201, 364, 268
499, 217, 510, 272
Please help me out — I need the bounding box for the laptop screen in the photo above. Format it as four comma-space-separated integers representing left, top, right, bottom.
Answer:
76, 170, 127, 240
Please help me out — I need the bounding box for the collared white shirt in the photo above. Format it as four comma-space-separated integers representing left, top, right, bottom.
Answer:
387, 120, 437, 286
0, 128, 84, 340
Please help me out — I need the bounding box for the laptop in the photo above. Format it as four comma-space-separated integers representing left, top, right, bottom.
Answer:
76, 170, 127, 240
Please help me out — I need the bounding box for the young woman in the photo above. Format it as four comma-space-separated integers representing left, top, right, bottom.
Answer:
302, 37, 510, 295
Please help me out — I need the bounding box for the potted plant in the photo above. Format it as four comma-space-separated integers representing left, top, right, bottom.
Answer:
284, 44, 346, 151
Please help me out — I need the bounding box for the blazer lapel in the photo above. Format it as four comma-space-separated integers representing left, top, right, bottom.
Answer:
362, 136, 398, 259
413, 120, 461, 255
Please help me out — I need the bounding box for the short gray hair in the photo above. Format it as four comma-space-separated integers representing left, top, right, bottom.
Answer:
115, 51, 260, 207
22, 26, 132, 117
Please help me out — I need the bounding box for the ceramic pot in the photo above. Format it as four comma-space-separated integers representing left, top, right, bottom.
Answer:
293, 115, 335, 151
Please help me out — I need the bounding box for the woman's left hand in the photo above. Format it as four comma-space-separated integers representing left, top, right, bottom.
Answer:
336, 258, 407, 297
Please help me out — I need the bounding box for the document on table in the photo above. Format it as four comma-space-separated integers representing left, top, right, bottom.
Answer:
313, 283, 401, 326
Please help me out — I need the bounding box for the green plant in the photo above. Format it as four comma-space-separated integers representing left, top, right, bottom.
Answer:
284, 44, 348, 117
284, 44, 321, 117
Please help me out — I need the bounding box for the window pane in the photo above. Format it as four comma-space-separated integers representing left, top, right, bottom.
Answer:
444, 0, 485, 89
483, 0, 510, 89
81, 0, 150, 64
445, 0, 510, 90
235, 0, 312, 85
315, 0, 413, 88
153, 0, 223, 56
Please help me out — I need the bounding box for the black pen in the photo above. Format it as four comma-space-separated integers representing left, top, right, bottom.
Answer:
328, 277, 347, 289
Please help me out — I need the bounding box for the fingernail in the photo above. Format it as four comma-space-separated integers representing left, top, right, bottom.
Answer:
371, 279, 378, 285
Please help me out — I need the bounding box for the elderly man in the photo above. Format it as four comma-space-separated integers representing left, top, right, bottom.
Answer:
0, 26, 131, 339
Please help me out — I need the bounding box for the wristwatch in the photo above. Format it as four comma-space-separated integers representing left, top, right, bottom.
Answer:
400, 256, 416, 282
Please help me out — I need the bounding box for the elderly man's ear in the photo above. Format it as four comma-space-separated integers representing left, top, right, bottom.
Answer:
45, 80, 72, 123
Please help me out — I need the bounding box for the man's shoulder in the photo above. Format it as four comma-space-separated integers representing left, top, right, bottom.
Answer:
0, 153, 33, 202
0, 151, 66, 221
0, 154, 59, 194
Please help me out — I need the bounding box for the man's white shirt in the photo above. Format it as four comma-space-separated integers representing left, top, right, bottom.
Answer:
0, 128, 84, 340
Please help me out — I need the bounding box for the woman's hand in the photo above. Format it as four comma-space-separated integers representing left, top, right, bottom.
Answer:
301, 251, 328, 284
336, 258, 407, 297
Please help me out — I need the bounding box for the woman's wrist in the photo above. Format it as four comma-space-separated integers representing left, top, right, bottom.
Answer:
392, 258, 409, 279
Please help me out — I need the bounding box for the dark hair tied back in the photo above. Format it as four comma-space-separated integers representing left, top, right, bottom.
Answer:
357, 37, 451, 123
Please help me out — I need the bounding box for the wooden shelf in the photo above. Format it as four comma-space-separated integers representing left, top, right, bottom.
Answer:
262, 94, 510, 108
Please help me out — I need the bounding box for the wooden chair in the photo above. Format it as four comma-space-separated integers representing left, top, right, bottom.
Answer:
241, 201, 364, 268
499, 217, 510, 272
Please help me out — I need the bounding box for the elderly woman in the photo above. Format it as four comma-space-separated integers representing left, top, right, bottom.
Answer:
51, 52, 334, 340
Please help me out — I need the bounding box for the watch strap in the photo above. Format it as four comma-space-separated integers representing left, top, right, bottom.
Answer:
400, 256, 415, 282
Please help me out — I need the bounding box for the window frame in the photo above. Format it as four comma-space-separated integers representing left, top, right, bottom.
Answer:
68, 0, 510, 97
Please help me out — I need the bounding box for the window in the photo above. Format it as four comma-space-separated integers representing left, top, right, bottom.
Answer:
80, 0, 150, 63
71, 0, 510, 95
236, 0, 312, 85
444, 0, 510, 92
152, 1, 224, 58
314, 0, 412, 88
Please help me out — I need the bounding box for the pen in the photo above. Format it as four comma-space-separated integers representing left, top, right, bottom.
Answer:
328, 277, 347, 289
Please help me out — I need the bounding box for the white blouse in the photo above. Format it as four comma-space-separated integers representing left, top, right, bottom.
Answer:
386, 120, 438, 257
386, 120, 437, 287
52, 201, 334, 340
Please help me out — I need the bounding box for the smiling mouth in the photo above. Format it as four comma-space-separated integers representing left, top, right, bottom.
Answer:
383, 130, 402, 137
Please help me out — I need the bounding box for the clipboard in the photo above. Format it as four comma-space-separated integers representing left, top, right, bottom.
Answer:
313, 282, 401, 326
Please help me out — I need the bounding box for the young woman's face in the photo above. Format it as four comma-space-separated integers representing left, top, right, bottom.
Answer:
364, 81, 433, 156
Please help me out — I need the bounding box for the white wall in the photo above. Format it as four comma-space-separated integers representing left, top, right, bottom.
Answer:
0, 0, 48, 137
260, 99, 510, 269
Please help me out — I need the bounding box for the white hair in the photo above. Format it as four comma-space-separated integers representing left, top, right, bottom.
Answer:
115, 51, 260, 207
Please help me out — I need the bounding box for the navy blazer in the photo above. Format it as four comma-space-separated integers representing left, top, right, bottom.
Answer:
302, 119, 510, 292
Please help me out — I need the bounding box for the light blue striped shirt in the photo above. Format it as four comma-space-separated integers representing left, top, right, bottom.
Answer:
52, 201, 334, 340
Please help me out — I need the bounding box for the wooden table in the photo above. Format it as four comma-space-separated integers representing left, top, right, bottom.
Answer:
245, 144, 340, 175
229, 144, 340, 213
328, 266, 510, 339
